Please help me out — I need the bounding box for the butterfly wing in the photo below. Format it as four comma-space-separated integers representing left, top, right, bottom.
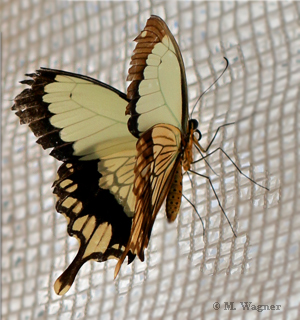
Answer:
12, 68, 137, 294
126, 15, 189, 137
114, 124, 182, 277
113, 16, 189, 275
13, 15, 190, 285
53, 160, 135, 295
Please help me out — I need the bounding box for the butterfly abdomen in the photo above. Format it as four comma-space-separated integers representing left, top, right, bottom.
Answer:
166, 160, 183, 222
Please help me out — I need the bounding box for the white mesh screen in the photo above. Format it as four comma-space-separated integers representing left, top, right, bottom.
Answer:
2, 1, 300, 319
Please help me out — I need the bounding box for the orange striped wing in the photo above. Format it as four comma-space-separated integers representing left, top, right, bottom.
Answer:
114, 124, 182, 277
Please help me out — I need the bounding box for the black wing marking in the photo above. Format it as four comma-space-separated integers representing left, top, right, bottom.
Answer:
53, 160, 135, 295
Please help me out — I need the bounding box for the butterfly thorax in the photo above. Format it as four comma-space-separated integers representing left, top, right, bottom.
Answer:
182, 130, 194, 171
182, 119, 200, 171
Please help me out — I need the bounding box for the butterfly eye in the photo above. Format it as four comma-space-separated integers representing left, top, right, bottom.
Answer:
194, 129, 202, 141
189, 119, 198, 130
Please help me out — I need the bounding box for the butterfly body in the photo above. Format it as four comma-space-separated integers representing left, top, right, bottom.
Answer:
12, 15, 201, 295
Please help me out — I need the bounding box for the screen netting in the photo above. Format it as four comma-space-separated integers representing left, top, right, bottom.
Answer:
2, 1, 300, 319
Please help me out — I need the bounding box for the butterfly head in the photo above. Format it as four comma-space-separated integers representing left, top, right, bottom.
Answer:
188, 119, 202, 141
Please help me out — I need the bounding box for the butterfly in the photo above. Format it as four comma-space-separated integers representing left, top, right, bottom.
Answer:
12, 15, 216, 295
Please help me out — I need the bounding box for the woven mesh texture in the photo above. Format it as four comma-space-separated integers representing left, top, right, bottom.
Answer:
2, 1, 300, 319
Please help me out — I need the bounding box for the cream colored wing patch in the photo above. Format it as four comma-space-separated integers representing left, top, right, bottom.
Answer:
44, 74, 136, 160
127, 34, 182, 133
98, 147, 136, 217
135, 36, 182, 131
127, 15, 189, 137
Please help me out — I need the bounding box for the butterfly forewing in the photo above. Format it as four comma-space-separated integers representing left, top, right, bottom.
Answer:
114, 124, 182, 277
126, 15, 189, 137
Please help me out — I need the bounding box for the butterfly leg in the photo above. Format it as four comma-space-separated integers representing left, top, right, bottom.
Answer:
182, 191, 205, 236
188, 169, 237, 237
193, 147, 268, 191
192, 122, 235, 176
196, 122, 235, 153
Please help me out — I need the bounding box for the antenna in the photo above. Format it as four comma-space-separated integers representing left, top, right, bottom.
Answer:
191, 57, 229, 119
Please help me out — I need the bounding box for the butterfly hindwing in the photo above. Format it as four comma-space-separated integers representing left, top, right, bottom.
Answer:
98, 150, 136, 217
53, 160, 135, 295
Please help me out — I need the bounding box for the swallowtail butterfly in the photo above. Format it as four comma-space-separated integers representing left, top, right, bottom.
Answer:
12, 15, 230, 295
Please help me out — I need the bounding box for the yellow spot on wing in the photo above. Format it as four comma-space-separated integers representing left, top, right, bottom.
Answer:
112, 244, 125, 250
60, 179, 73, 188
73, 216, 87, 232
62, 197, 77, 208
66, 184, 78, 193
54, 279, 70, 296
82, 216, 96, 240
82, 223, 112, 259
111, 186, 118, 193
72, 202, 82, 214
